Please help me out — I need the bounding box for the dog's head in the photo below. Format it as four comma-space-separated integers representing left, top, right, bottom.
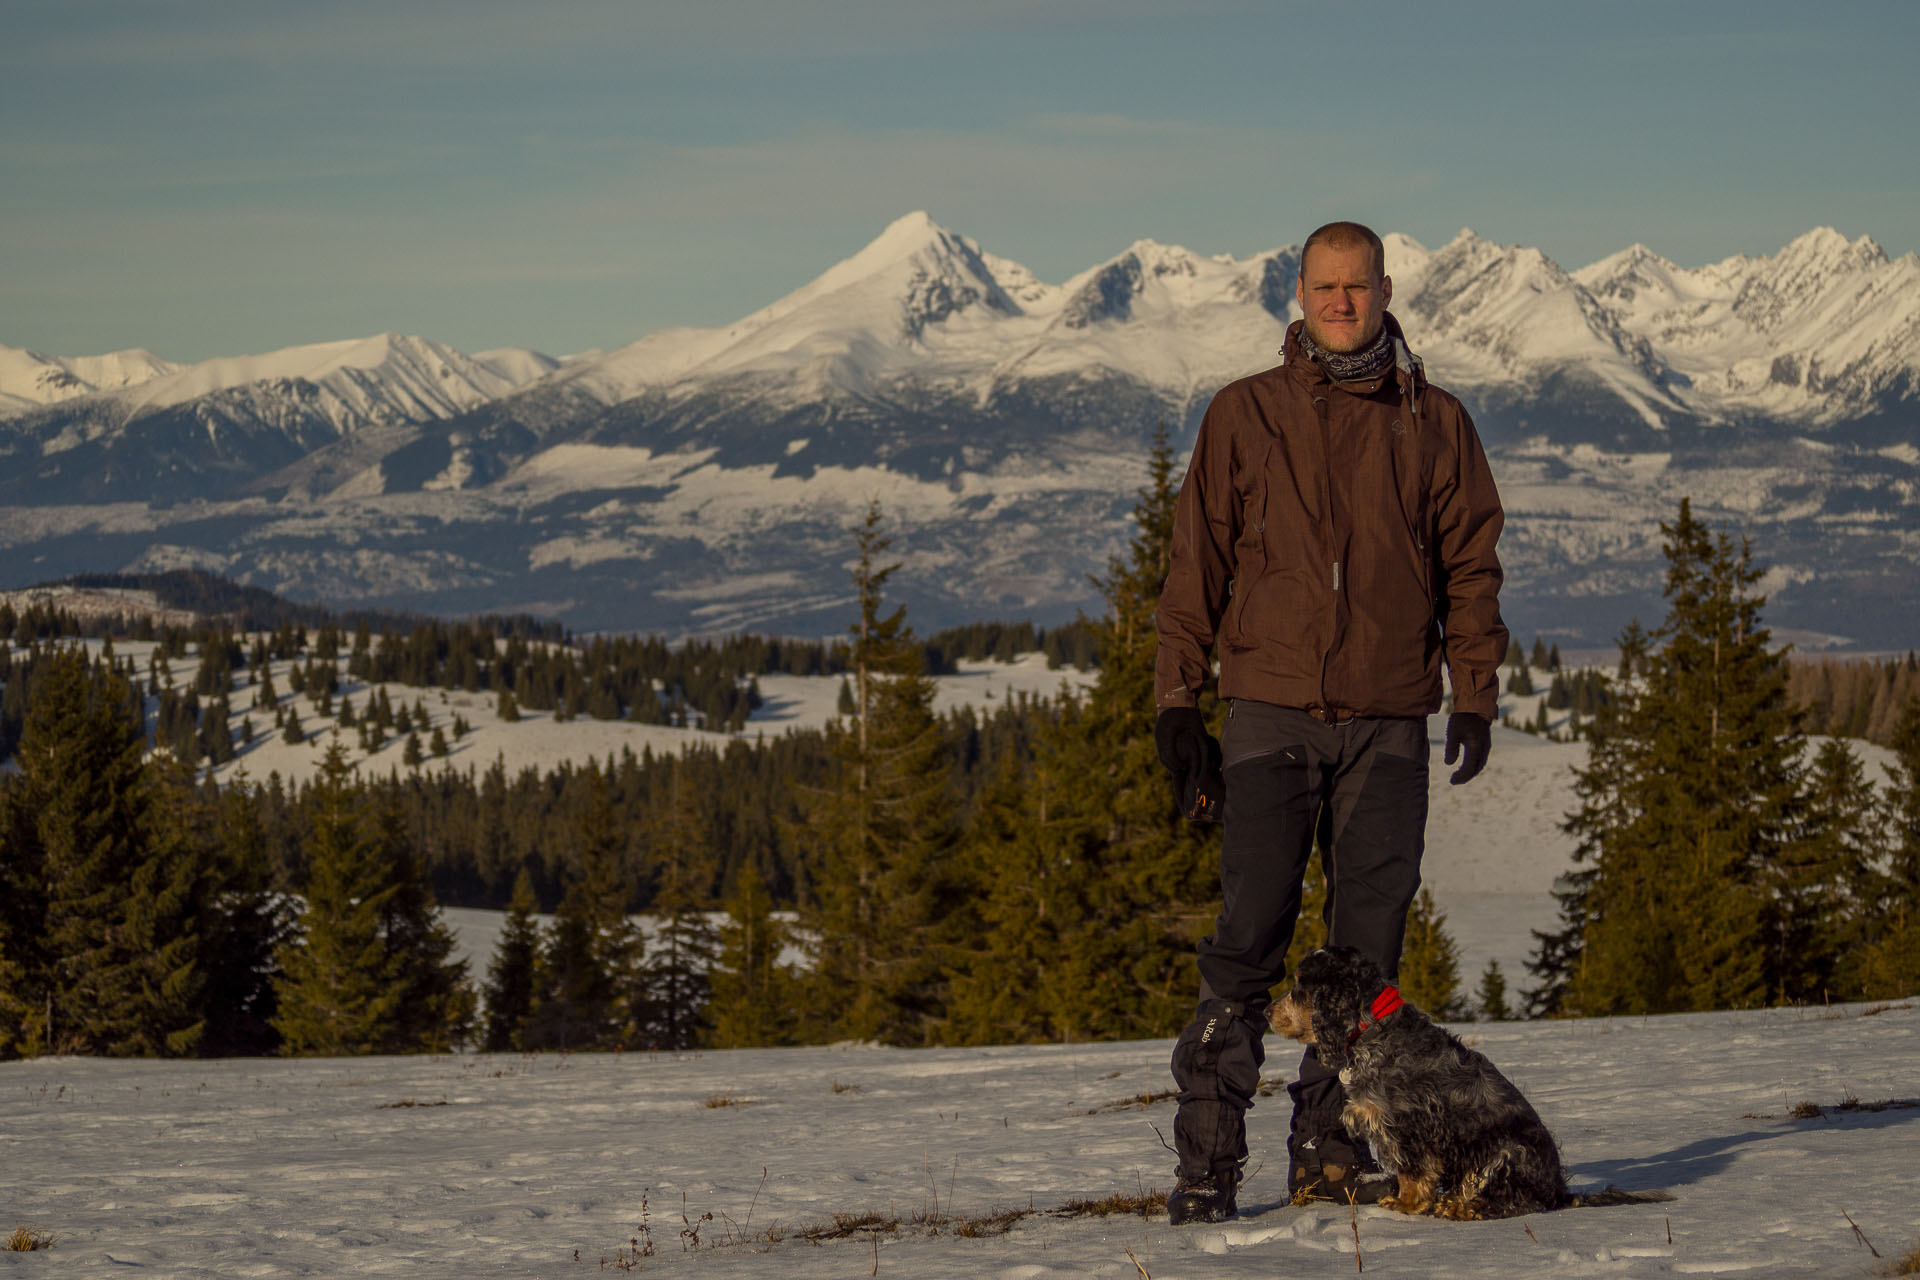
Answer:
1268, 946, 1391, 1069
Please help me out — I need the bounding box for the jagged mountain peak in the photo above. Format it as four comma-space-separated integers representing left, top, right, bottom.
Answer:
725, 210, 1033, 348
1572, 243, 1689, 306
1054, 239, 1239, 330
1776, 225, 1885, 264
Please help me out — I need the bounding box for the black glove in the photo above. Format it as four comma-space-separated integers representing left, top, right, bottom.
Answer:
1444, 711, 1491, 785
1154, 707, 1224, 822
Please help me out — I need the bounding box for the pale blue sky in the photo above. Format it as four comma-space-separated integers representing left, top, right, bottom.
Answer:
3, 0, 1914, 361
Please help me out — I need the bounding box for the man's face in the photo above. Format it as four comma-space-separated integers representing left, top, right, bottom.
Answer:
1295, 242, 1392, 354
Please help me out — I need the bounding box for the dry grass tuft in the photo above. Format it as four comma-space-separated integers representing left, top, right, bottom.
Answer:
6, 1228, 53, 1252
1888, 1238, 1920, 1276
704, 1092, 748, 1108
1763, 1096, 1920, 1121
1051, 1190, 1167, 1219
603, 1183, 1171, 1263
1085, 1089, 1177, 1115
1832, 1096, 1919, 1114
830, 1079, 862, 1094
951, 1208, 1027, 1238
796, 1211, 901, 1241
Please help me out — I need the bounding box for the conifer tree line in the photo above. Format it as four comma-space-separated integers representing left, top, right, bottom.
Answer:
1527, 499, 1920, 1016
3, 569, 567, 643
14, 473, 1914, 1058
1786, 653, 1920, 746
0, 533, 1115, 1056
2, 597, 1100, 761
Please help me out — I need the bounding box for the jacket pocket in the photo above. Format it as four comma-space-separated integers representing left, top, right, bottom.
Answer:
1223, 564, 1313, 655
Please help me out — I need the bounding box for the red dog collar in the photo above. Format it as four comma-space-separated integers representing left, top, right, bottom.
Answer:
1348, 985, 1403, 1045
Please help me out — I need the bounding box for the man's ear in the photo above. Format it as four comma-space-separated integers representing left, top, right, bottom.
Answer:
1381, 274, 1393, 309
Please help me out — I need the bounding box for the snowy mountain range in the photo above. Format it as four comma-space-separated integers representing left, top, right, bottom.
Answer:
3, 212, 1916, 645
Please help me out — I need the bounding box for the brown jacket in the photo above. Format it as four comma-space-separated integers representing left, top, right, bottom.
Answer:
1155, 314, 1508, 721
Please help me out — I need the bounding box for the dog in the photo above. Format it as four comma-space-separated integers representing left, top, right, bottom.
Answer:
1270, 946, 1566, 1219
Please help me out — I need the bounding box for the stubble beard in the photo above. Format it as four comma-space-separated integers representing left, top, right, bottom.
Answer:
1303, 315, 1382, 355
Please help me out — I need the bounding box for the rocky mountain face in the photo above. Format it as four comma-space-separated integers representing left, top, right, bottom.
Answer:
3, 213, 1915, 647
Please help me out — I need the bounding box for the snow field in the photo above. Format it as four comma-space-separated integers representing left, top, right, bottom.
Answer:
14, 637, 1095, 795
3, 1000, 1914, 1278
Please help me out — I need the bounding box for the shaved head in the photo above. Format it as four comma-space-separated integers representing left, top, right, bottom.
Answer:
1301, 221, 1385, 280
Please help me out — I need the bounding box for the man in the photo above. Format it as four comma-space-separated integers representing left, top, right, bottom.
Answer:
1152, 220, 1507, 1225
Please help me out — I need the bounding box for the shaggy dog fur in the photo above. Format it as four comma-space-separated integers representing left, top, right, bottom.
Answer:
1270, 946, 1566, 1219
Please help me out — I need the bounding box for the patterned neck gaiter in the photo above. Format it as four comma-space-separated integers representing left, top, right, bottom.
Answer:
1297, 323, 1395, 382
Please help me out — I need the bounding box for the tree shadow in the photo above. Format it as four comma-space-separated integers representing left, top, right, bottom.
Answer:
1572, 1101, 1920, 1191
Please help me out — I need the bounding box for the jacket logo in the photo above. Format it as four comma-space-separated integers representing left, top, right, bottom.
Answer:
1390, 419, 1406, 438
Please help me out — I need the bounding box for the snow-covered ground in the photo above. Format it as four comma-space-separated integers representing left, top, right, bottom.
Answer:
4, 1000, 1914, 1277
199, 647, 1092, 788
2, 638, 1094, 786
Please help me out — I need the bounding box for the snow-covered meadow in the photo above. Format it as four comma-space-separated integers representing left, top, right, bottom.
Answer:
4, 1000, 1915, 1278
9, 627, 1917, 1276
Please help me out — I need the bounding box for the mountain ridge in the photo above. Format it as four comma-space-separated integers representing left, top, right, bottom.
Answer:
2, 213, 1916, 646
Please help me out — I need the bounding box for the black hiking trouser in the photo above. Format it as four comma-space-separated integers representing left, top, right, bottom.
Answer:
1169, 701, 1429, 1183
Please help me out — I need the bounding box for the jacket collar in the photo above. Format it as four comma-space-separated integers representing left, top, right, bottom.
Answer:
1282, 311, 1425, 400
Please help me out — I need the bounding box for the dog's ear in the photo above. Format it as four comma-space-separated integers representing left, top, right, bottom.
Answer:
1299, 948, 1365, 1067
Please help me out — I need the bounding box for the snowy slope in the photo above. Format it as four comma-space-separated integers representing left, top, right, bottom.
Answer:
3, 1001, 1914, 1278
94, 332, 552, 431
0, 343, 181, 411
1574, 228, 1920, 427
538, 211, 1295, 418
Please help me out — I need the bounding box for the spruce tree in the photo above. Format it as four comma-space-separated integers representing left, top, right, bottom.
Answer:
707, 862, 799, 1048
199, 774, 289, 1056
114, 755, 210, 1057
1, 647, 203, 1056
481, 867, 543, 1051
531, 766, 637, 1050
1530, 501, 1803, 1016
1775, 739, 1878, 1002
1475, 958, 1511, 1022
948, 425, 1219, 1043
1851, 696, 1920, 998
1397, 888, 1467, 1021
1051, 424, 1220, 1039
633, 761, 719, 1050
272, 740, 405, 1055
366, 789, 472, 1052
943, 700, 1088, 1044
794, 502, 960, 1045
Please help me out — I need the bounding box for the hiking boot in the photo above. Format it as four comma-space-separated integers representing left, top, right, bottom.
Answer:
1288, 1133, 1396, 1205
1167, 1168, 1239, 1225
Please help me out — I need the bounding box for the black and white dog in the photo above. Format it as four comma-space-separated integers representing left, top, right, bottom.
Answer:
1270, 946, 1566, 1219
